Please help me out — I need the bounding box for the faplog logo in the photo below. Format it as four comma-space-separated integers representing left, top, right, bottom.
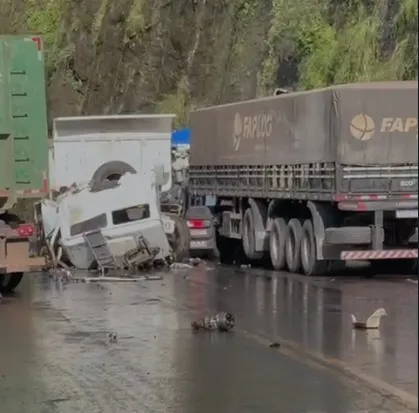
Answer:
350, 113, 418, 141
350, 114, 375, 141
232, 112, 273, 151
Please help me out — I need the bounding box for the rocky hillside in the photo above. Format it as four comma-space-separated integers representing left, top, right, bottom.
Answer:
1, 0, 417, 127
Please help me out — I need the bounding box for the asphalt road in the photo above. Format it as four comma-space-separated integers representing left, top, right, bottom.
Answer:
0, 265, 417, 413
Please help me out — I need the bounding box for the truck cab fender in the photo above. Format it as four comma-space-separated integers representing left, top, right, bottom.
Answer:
247, 198, 268, 252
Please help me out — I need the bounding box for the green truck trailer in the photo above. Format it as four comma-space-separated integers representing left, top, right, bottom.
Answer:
0, 35, 49, 291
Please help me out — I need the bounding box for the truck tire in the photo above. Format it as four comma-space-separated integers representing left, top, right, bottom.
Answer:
0, 272, 24, 292
285, 218, 303, 273
301, 219, 329, 276
269, 217, 287, 271
91, 161, 137, 186
242, 208, 263, 260
170, 215, 190, 262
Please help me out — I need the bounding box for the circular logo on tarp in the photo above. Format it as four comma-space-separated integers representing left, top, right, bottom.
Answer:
350, 114, 375, 141
233, 112, 242, 151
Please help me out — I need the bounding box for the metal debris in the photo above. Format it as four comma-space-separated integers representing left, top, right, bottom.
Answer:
170, 257, 204, 271
351, 308, 387, 329
70, 274, 164, 283
49, 268, 73, 282
170, 262, 193, 270
191, 312, 235, 332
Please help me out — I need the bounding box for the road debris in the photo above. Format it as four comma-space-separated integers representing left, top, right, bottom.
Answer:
269, 342, 281, 349
191, 312, 235, 332
49, 268, 73, 282
189, 257, 202, 266
108, 332, 118, 342
170, 262, 193, 270
170, 257, 204, 270
351, 308, 387, 329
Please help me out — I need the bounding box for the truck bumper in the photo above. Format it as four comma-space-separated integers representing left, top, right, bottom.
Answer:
0, 239, 46, 274
0, 257, 46, 274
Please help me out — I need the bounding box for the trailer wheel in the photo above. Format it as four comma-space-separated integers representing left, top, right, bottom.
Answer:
269, 217, 287, 271
0, 272, 24, 292
242, 208, 263, 260
301, 220, 329, 276
285, 219, 303, 273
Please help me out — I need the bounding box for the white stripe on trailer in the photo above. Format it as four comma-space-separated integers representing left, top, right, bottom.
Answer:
341, 249, 418, 260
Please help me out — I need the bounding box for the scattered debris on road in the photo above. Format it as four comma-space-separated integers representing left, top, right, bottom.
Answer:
351, 308, 387, 329
191, 312, 235, 332
269, 342, 281, 349
108, 332, 118, 342
170, 257, 203, 270
71, 274, 164, 283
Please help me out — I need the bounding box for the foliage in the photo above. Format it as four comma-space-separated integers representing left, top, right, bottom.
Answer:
24, 0, 69, 75
262, 0, 417, 92
92, 0, 110, 46
126, 0, 146, 37
2, 0, 416, 119
24, 0, 64, 47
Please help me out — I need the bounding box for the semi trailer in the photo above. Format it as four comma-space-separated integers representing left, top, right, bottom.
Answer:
187, 81, 418, 275
0, 35, 49, 290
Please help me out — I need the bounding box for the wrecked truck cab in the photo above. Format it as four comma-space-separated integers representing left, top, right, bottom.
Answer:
57, 173, 171, 270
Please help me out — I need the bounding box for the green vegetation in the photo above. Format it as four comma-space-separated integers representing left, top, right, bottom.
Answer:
24, 0, 65, 47
155, 76, 191, 129
262, 0, 418, 91
92, 0, 110, 46
126, 0, 146, 37
24, 0, 69, 75
1, 0, 416, 124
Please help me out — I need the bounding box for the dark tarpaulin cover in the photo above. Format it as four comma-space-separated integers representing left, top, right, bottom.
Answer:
189, 81, 418, 166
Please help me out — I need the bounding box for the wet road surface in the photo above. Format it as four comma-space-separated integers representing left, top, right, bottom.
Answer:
0, 265, 417, 413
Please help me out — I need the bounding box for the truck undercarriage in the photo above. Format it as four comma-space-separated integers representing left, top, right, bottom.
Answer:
189, 162, 418, 276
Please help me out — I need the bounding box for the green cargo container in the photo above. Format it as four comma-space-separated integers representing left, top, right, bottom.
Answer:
0, 35, 49, 209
